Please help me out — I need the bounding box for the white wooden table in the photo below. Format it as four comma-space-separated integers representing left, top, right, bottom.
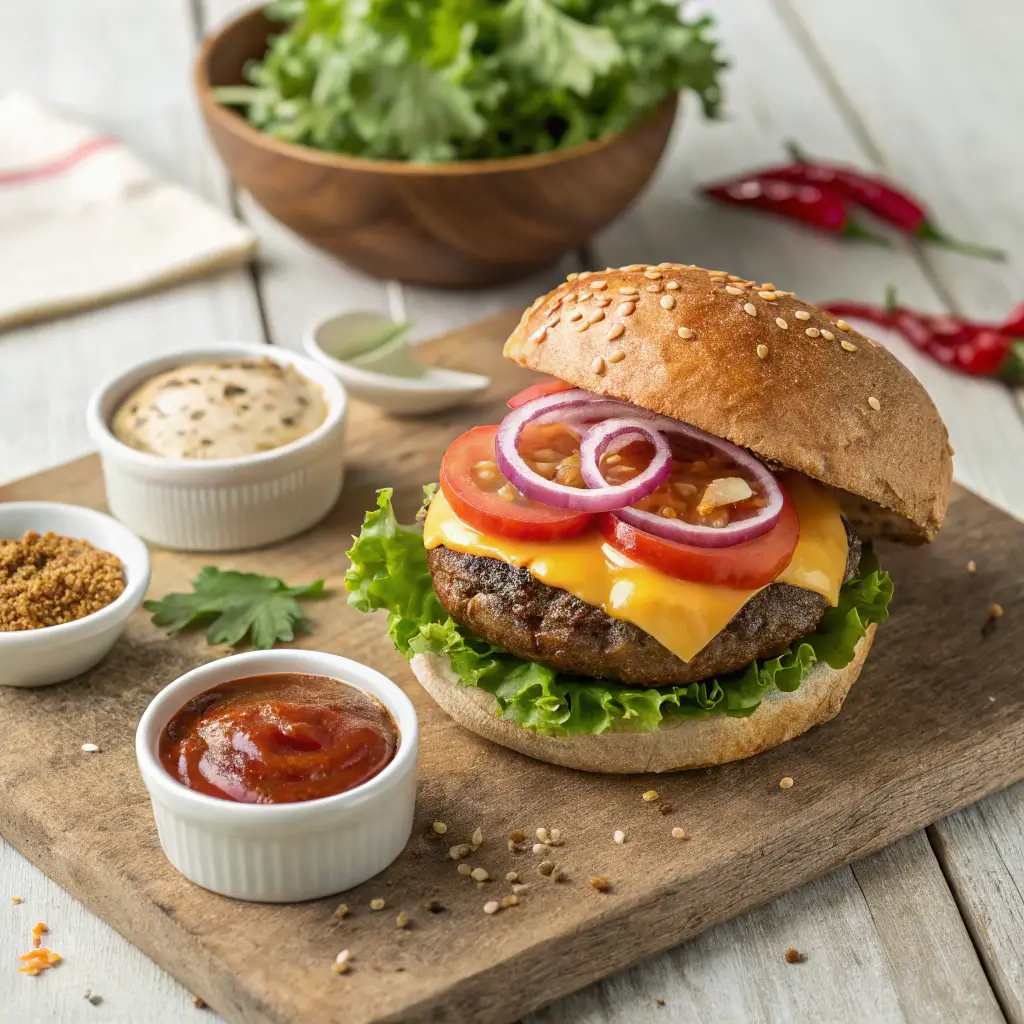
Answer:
3, 1, 1023, 1021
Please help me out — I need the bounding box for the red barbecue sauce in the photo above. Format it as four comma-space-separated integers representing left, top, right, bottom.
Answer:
159, 673, 398, 804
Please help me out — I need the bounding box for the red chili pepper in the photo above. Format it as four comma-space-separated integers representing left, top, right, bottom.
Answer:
769, 142, 1005, 262
823, 288, 1024, 382
702, 176, 890, 245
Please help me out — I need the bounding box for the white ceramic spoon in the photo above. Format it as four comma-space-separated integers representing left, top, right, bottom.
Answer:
303, 311, 491, 416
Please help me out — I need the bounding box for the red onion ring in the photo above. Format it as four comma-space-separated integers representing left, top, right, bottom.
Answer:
495, 390, 673, 511
596, 417, 784, 548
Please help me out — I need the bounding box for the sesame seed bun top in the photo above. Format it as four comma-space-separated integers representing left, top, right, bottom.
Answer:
503, 263, 952, 542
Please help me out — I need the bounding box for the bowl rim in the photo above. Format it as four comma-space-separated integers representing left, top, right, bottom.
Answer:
0, 502, 151, 647
135, 649, 419, 825
86, 342, 348, 479
195, 5, 679, 178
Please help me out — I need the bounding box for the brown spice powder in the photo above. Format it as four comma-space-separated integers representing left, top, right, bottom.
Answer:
0, 532, 125, 631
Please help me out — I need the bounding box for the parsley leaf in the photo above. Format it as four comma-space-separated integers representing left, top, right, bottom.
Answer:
145, 567, 326, 650
213, 0, 726, 163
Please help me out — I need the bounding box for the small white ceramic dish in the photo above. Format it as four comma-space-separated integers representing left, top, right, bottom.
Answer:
135, 649, 418, 902
0, 502, 150, 687
304, 311, 491, 415
87, 344, 348, 552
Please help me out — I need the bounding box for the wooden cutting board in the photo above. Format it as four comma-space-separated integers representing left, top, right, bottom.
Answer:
1, 312, 1022, 1024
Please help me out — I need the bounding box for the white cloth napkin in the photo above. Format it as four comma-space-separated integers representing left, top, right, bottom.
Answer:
0, 93, 256, 330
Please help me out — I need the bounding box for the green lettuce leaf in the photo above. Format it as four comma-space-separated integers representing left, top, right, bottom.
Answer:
213, 0, 727, 162
346, 490, 893, 737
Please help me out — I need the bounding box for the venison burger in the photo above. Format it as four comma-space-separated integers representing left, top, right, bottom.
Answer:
347, 264, 952, 773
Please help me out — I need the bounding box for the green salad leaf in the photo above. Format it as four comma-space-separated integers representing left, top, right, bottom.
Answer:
345, 489, 893, 737
145, 567, 326, 650
214, 0, 726, 162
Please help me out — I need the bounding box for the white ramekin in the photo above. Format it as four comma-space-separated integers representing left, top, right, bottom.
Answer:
0, 502, 151, 687
86, 344, 348, 552
135, 649, 418, 902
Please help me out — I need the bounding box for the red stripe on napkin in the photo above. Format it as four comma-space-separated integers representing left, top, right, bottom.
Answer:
0, 136, 116, 187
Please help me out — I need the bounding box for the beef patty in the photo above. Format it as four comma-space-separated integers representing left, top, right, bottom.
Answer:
426, 522, 861, 687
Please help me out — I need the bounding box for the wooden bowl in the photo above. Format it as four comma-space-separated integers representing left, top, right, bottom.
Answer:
195, 7, 678, 288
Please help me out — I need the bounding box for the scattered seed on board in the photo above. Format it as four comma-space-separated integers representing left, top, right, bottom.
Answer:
81, 743, 100, 753
779, 777, 795, 790
589, 876, 611, 892
471, 826, 483, 846
660, 295, 676, 310
539, 860, 555, 877
396, 911, 409, 929
613, 830, 626, 845
592, 356, 606, 375
775, 318, 788, 330
608, 323, 625, 341
536, 827, 549, 843
678, 327, 693, 339
744, 303, 757, 317
432, 821, 447, 835
617, 302, 636, 317
334, 903, 349, 920
483, 901, 500, 915
642, 789, 659, 802
757, 344, 769, 360
471, 867, 489, 882
821, 329, 835, 341
794, 310, 811, 321
506, 871, 519, 882
840, 340, 857, 352
332, 950, 351, 975
533, 843, 550, 855
607, 350, 626, 363
805, 328, 820, 338
867, 396, 881, 411
967, 560, 977, 573
509, 829, 526, 843
457, 864, 472, 876
671, 827, 687, 840
370, 898, 385, 911
549, 828, 562, 845
989, 603, 1004, 620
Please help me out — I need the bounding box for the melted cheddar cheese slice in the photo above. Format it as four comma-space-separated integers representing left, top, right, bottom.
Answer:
423, 474, 848, 664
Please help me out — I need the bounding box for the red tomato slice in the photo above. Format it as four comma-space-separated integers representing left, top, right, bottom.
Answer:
439, 425, 592, 541
598, 485, 800, 589
506, 379, 574, 409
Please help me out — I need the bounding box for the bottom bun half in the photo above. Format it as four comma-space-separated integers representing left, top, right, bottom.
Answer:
410, 624, 875, 774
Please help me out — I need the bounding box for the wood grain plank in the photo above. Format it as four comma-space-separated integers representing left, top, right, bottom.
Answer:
529, 864, 908, 1024
197, 0, 394, 354
0, 0, 261, 1019
582, 1, 1021, 1021
769, 3, 1024, 1018
0, 0, 263, 485
1, 842, 201, 1021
